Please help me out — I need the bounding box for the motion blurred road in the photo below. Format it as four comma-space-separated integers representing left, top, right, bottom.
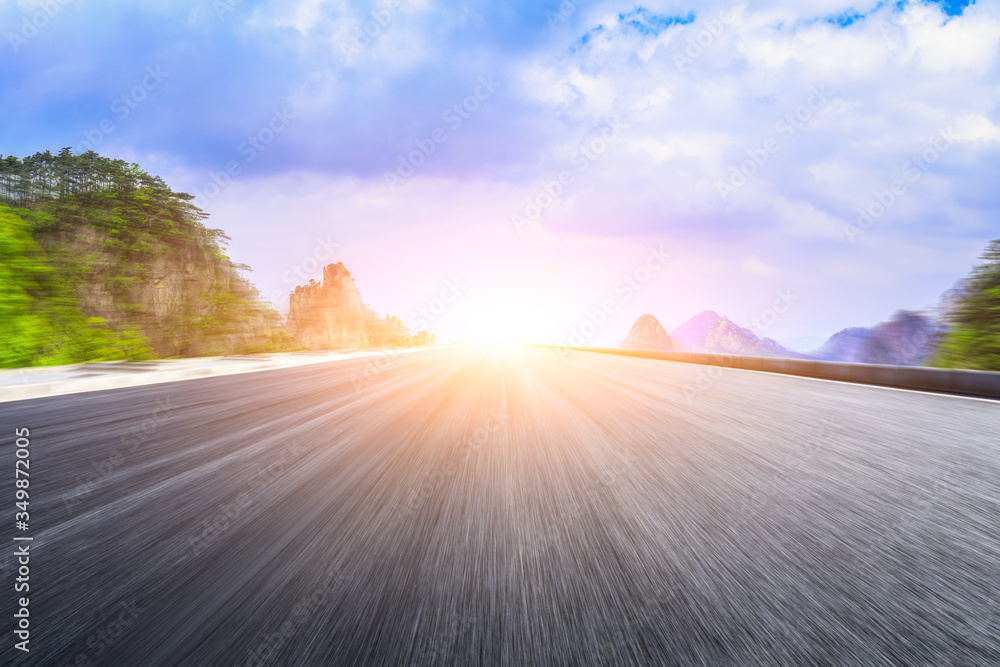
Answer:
2, 344, 999, 665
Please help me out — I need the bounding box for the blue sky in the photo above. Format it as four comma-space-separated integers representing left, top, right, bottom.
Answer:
1, 0, 997, 347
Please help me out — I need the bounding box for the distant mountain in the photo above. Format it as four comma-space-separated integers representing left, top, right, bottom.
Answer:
812, 327, 870, 362
812, 310, 939, 366
621, 314, 673, 351
669, 311, 801, 358
669, 310, 721, 352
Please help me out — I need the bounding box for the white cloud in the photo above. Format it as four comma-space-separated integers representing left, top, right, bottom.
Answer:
509, 0, 1000, 245
953, 113, 1000, 144
742, 255, 778, 276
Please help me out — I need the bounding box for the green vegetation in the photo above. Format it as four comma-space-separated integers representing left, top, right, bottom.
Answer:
0, 205, 155, 366
0, 149, 297, 368
936, 239, 1000, 371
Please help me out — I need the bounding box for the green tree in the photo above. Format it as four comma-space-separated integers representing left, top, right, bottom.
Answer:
0, 150, 293, 365
936, 239, 1000, 370
0, 206, 59, 366
0, 205, 157, 367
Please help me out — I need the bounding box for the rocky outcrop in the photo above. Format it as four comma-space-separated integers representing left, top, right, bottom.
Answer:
621, 314, 673, 351
286, 263, 374, 349
287, 263, 434, 350
670, 310, 801, 358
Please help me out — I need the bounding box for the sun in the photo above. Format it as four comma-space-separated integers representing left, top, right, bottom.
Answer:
458, 289, 556, 344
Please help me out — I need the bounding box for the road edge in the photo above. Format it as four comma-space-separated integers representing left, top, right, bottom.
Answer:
0, 347, 449, 404
542, 345, 1000, 401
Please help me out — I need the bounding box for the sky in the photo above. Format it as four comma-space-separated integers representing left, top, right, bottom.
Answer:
1, 0, 997, 349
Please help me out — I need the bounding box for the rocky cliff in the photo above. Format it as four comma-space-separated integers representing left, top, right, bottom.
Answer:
1, 150, 298, 366
621, 314, 673, 351
35, 221, 291, 358
287, 263, 433, 350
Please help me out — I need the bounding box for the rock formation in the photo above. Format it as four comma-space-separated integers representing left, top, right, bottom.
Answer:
669, 310, 801, 357
286, 263, 434, 350
621, 314, 674, 351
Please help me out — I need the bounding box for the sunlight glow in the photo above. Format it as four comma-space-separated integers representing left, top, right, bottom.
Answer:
457, 288, 556, 344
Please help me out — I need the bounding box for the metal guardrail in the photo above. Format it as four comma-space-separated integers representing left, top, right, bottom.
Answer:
553, 346, 1000, 400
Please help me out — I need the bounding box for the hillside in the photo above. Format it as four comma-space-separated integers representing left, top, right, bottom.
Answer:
0, 149, 296, 367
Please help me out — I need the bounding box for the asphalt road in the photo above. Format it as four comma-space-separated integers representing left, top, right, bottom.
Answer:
1, 344, 999, 666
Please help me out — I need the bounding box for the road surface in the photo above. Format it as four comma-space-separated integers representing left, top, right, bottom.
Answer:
1, 344, 998, 665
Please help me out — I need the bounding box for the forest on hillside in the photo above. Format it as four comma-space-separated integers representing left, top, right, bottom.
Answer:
0, 149, 295, 368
